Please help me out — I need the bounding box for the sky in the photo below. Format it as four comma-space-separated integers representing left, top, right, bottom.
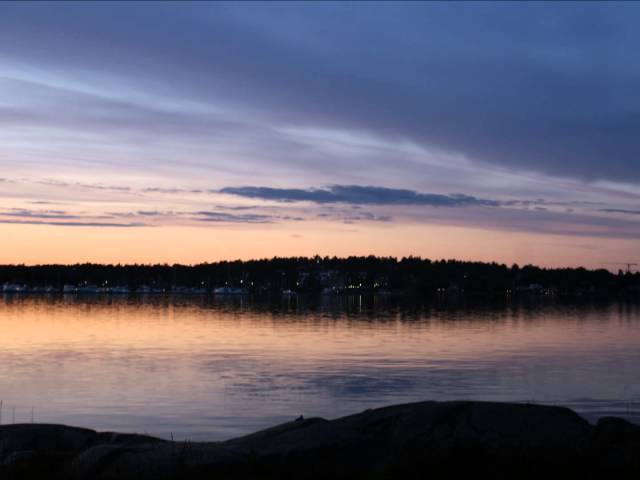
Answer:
0, 1, 639, 267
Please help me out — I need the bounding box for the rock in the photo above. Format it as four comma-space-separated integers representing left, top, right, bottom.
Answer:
595, 416, 640, 443
0, 424, 97, 456
73, 443, 175, 480
0, 401, 639, 479
591, 416, 640, 473
2, 450, 38, 467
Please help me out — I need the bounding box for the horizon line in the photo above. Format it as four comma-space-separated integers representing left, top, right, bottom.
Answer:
0, 255, 634, 274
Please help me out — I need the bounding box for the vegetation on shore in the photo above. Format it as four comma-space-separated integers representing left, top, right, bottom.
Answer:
1, 256, 639, 297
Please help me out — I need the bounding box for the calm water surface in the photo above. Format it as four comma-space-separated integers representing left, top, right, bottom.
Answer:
1, 296, 639, 440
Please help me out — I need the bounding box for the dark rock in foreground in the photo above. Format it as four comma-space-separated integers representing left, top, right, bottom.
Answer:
1, 401, 639, 479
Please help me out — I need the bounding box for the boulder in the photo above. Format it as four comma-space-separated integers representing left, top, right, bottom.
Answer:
1, 401, 638, 479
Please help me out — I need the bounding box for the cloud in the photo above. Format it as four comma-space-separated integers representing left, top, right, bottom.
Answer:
136, 210, 163, 216
213, 204, 262, 211
194, 211, 274, 223
399, 202, 640, 240
0, 208, 149, 227
316, 210, 392, 223
345, 212, 392, 223
600, 208, 640, 215
0, 219, 147, 228
142, 188, 204, 194
2, 208, 78, 219
2, 3, 639, 183
219, 185, 500, 207
33, 179, 132, 193
77, 183, 131, 192
0, 1, 639, 254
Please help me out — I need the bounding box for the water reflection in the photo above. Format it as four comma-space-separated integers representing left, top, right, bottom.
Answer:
0, 295, 639, 440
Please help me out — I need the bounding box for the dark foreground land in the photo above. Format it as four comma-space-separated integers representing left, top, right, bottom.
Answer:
1, 401, 639, 479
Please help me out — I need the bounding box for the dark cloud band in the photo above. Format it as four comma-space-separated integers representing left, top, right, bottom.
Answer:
219, 185, 500, 207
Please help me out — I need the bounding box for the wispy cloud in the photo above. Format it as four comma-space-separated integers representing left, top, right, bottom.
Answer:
0, 219, 147, 228
142, 188, 204, 194
28, 200, 67, 205
600, 208, 640, 215
2, 208, 78, 220
136, 211, 164, 217
34, 179, 133, 193
213, 204, 262, 211
194, 211, 274, 223
0, 208, 148, 227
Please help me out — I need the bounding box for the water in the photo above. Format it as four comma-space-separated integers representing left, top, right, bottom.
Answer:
0, 295, 639, 440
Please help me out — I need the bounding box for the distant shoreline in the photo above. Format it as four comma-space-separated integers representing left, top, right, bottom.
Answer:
1, 256, 639, 299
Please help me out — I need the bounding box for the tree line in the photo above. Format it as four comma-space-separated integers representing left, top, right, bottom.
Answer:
0, 256, 638, 296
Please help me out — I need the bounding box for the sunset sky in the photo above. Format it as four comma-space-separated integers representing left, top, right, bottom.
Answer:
1, 2, 639, 267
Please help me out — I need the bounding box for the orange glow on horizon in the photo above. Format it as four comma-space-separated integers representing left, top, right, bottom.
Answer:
0, 222, 636, 269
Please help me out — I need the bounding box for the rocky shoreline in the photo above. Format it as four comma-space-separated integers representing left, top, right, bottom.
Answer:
1, 400, 639, 479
